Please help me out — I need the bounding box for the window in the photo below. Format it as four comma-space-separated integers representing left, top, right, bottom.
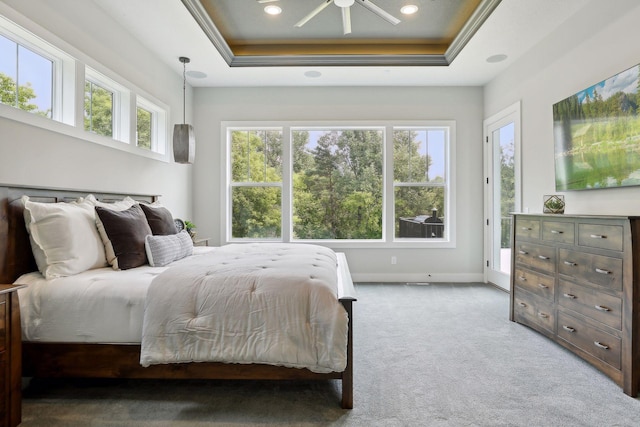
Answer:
136, 106, 152, 149
0, 15, 169, 160
0, 33, 53, 118
291, 128, 383, 239
394, 128, 448, 239
136, 96, 167, 154
224, 121, 455, 247
84, 80, 113, 137
229, 129, 283, 239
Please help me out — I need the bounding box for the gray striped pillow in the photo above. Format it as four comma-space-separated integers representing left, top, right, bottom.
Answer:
145, 231, 193, 267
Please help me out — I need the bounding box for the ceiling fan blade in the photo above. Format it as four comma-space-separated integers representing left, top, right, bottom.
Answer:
357, 0, 401, 25
341, 7, 352, 35
295, 0, 334, 28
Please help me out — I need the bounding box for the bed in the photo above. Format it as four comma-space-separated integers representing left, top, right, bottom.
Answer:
0, 184, 355, 409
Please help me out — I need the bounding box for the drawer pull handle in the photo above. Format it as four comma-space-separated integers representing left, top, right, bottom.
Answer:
594, 341, 610, 350
595, 305, 611, 312
562, 325, 576, 333
538, 312, 549, 319
518, 276, 526, 281
563, 293, 577, 299
550, 230, 563, 234
518, 302, 527, 308
564, 261, 577, 266
521, 227, 532, 231
538, 255, 550, 260
538, 283, 548, 289
595, 268, 611, 275
518, 250, 529, 255
590, 234, 606, 239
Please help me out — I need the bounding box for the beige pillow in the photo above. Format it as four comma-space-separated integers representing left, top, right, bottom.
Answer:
22, 195, 108, 278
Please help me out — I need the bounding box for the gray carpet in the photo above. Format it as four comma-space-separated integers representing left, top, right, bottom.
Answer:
21, 283, 640, 426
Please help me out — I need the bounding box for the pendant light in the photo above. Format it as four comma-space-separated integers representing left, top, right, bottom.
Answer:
173, 56, 195, 164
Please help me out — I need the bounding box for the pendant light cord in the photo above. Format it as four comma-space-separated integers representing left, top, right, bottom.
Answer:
179, 56, 190, 125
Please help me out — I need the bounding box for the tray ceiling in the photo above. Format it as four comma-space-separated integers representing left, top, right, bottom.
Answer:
182, 0, 502, 67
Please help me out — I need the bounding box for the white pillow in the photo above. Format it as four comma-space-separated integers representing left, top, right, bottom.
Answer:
84, 194, 137, 210
145, 231, 193, 267
22, 195, 108, 278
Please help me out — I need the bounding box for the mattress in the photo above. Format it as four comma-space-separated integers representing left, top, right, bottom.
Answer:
16, 247, 216, 343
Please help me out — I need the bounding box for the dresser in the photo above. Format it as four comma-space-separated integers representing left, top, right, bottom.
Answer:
0, 285, 24, 427
510, 214, 639, 397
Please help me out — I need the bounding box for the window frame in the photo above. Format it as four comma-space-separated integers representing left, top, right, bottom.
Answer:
0, 10, 170, 162
222, 120, 456, 249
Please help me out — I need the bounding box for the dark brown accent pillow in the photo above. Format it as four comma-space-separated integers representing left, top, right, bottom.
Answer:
140, 204, 177, 235
95, 204, 152, 270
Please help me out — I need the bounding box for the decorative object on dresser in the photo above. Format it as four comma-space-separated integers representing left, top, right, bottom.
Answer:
543, 195, 565, 214
510, 213, 639, 397
0, 284, 26, 427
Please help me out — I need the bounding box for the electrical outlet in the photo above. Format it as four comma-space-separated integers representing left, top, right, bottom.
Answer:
391, 256, 397, 265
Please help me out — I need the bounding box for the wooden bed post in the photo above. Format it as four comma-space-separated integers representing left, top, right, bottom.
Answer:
341, 299, 354, 409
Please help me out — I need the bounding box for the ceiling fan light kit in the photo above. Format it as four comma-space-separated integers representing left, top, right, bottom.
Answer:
294, 0, 401, 35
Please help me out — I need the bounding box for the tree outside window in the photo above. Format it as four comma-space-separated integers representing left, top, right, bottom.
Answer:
0, 34, 52, 118
393, 129, 447, 239
292, 129, 383, 239
84, 80, 113, 137
136, 106, 152, 149
226, 123, 452, 244
230, 130, 283, 239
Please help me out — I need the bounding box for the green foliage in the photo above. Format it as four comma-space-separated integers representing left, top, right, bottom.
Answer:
0, 72, 50, 117
137, 107, 152, 149
231, 128, 446, 240
554, 66, 640, 189
84, 81, 113, 137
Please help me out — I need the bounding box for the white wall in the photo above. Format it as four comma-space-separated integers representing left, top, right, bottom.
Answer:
0, 0, 193, 218
193, 86, 485, 282
484, 0, 640, 216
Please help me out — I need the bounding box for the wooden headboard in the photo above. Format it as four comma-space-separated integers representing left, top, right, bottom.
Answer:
0, 185, 158, 284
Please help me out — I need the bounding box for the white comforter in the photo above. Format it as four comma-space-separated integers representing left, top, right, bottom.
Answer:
140, 243, 349, 374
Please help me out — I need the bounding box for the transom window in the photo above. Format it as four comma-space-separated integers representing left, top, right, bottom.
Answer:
0, 15, 169, 160
223, 121, 455, 247
0, 33, 53, 118
84, 80, 114, 137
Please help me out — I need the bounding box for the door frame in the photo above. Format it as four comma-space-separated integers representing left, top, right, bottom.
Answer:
483, 101, 522, 291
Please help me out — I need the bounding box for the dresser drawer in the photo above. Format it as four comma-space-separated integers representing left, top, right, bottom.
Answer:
558, 280, 622, 330
558, 249, 622, 291
513, 268, 555, 301
578, 223, 624, 252
515, 242, 556, 274
558, 311, 621, 370
0, 296, 6, 352
515, 218, 541, 240
542, 220, 575, 244
513, 290, 555, 335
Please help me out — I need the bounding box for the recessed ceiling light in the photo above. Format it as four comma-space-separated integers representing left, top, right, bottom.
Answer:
264, 5, 282, 15
401, 5, 418, 15
486, 54, 508, 63
186, 70, 207, 79
304, 70, 322, 78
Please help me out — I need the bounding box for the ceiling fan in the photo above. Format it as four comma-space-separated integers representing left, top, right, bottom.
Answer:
258, 0, 401, 35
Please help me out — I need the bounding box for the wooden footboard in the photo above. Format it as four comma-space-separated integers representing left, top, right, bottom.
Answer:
22, 296, 354, 408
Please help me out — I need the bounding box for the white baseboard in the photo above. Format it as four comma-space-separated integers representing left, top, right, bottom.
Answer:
351, 272, 485, 283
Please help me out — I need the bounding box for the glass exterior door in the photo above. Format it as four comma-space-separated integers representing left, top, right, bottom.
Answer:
484, 103, 520, 291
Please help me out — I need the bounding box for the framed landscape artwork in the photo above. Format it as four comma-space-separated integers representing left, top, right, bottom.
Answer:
553, 63, 640, 191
